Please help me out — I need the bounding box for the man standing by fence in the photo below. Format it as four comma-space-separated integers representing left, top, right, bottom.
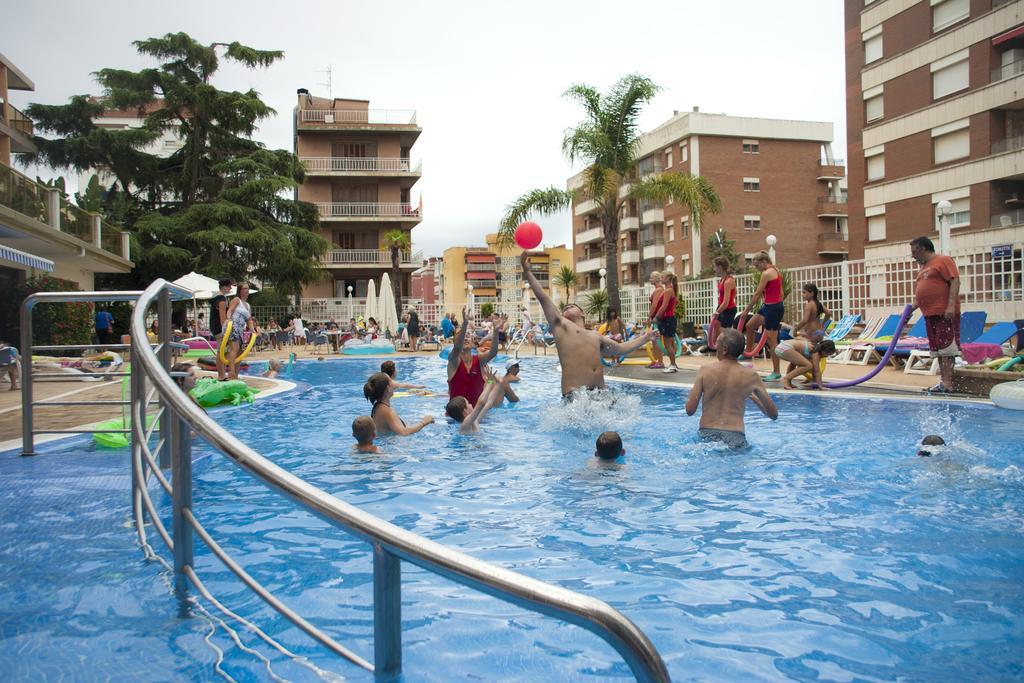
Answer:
909, 236, 960, 394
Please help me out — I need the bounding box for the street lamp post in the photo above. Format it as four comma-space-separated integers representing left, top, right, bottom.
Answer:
599, 267, 607, 291
664, 254, 675, 274
467, 283, 474, 312
936, 199, 953, 255
766, 234, 778, 264
347, 285, 353, 321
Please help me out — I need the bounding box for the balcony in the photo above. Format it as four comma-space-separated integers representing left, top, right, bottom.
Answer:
642, 244, 665, 260
620, 216, 639, 232
0, 103, 37, 153
575, 226, 603, 244
0, 163, 131, 270
641, 207, 664, 225
620, 249, 640, 264
574, 198, 599, 216
817, 194, 849, 217
817, 160, 845, 180
320, 249, 422, 268
991, 208, 1024, 228
991, 58, 1024, 84
297, 109, 420, 135
316, 202, 422, 222
576, 257, 603, 273
466, 263, 496, 272
816, 232, 849, 255
990, 136, 1024, 155
301, 157, 422, 178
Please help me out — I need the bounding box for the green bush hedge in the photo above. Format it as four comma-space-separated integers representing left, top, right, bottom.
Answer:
1, 276, 94, 354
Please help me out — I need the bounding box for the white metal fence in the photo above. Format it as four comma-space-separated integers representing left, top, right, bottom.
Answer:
300, 157, 420, 173
298, 109, 417, 125
316, 202, 421, 219
250, 239, 1022, 330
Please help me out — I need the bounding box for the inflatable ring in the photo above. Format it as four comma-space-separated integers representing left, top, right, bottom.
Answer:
990, 378, 1024, 410
92, 415, 156, 449
803, 356, 828, 382
646, 333, 685, 362
218, 321, 258, 365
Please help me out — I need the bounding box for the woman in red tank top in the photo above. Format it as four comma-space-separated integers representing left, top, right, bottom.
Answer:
738, 251, 785, 380
707, 256, 737, 351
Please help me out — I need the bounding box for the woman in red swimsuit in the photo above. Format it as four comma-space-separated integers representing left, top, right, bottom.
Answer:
738, 251, 784, 381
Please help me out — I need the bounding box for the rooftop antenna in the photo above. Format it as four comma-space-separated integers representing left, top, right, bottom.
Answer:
316, 65, 333, 99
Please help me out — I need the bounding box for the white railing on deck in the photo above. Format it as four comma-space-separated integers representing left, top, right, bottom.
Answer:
298, 109, 417, 125
301, 157, 421, 173
320, 249, 422, 266
317, 202, 421, 218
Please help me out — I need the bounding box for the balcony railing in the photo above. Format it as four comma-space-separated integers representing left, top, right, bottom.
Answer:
321, 249, 422, 266
466, 263, 496, 272
817, 194, 849, 204
991, 58, 1024, 83
301, 157, 420, 173
298, 109, 417, 125
316, 202, 421, 219
817, 159, 845, 166
466, 280, 498, 289
5, 103, 34, 136
991, 136, 1024, 155
991, 208, 1024, 228
817, 232, 848, 242
0, 163, 128, 261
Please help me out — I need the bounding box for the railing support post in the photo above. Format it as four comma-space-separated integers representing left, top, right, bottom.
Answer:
157, 290, 172, 469
20, 296, 36, 456
130, 342, 143, 520
170, 410, 193, 592
373, 544, 402, 677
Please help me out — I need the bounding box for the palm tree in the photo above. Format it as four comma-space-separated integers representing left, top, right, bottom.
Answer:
380, 229, 411, 304
499, 74, 722, 312
553, 265, 577, 303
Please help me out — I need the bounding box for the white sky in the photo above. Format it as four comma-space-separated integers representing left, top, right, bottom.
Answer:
7, 0, 847, 258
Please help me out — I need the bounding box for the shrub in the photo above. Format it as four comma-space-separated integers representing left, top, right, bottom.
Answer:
480, 303, 495, 318
2, 276, 94, 354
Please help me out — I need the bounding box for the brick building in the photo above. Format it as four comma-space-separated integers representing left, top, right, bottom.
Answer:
569, 110, 846, 291
845, 0, 1024, 261
293, 90, 422, 301
410, 256, 441, 304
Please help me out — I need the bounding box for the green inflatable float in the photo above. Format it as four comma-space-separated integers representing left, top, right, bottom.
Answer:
189, 377, 258, 408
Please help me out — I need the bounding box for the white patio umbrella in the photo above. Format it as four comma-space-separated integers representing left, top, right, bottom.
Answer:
365, 279, 379, 328
378, 273, 399, 337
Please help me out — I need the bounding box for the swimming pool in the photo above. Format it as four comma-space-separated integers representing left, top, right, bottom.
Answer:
2, 355, 1023, 681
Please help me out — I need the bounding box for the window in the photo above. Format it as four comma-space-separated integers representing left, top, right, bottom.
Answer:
863, 26, 883, 64
667, 221, 675, 242
681, 218, 690, 239
867, 213, 886, 241
932, 0, 968, 32
679, 141, 688, 162
665, 148, 673, 168
932, 51, 969, 99
932, 119, 970, 164
864, 84, 884, 122
743, 177, 760, 192
742, 139, 759, 154
744, 216, 761, 231
866, 146, 885, 181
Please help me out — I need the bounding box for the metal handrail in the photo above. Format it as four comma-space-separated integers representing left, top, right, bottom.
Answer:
130, 277, 671, 682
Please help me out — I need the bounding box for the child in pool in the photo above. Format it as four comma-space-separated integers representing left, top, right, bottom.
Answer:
685, 329, 778, 449
352, 415, 381, 453
774, 339, 836, 389
445, 366, 513, 434
261, 359, 283, 378
595, 431, 625, 461
380, 360, 426, 390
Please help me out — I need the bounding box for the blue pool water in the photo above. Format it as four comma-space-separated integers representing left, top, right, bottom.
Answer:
2, 356, 1023, 681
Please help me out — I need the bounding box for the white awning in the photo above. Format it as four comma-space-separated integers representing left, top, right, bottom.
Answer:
0, 244, 54, 272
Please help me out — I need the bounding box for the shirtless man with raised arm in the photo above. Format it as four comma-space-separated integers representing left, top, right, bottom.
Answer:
685, 328, 778, 448
521, 251, 655, 396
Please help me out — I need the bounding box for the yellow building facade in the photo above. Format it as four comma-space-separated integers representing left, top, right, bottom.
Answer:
440, 233, 572, 311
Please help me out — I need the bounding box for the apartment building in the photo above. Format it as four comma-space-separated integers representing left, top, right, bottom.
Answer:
845, 0, 1024, 260
0, 52, 131, 312
569, 110, 846, 291
293, 90, 422, 301
440, 234, 572, 309
410, 256, 441, 304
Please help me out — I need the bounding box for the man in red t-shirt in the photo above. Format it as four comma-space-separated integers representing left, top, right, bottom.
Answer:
909, 236, 960, 393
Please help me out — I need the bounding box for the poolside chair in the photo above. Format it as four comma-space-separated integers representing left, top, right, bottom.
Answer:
880, 317, 928, 368
824, 314, 861, 342
905, 319, 1014, 375
310, 330, 329, 355
831, 314, 900, 365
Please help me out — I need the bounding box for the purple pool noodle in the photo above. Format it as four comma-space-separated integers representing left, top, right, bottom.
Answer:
819, 304, 913, 389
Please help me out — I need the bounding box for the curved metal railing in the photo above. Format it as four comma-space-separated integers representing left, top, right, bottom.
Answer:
130, 279, 670, 681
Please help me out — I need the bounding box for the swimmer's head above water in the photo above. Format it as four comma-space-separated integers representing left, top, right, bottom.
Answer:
595, 431, 625, 460
917, 434, 946, 457
445, 396, 472, 423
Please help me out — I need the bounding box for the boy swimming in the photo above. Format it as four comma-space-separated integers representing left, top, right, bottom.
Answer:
352, 415, 382, 453
595, 431, 625, 461
684, 328, 778, 448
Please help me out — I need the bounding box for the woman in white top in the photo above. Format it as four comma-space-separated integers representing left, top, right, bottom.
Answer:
226, 283, 256, 379
290, 315, 306, 346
